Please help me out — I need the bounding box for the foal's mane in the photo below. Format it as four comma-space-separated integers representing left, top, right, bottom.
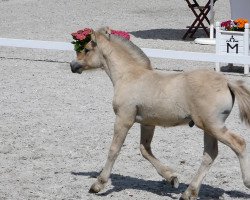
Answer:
97, 28, 152, 70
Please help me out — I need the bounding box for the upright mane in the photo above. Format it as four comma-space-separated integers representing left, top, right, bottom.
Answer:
97, 28, 152, 70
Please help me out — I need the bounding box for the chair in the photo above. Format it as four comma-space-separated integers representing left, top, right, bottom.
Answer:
183, 0, 216, 39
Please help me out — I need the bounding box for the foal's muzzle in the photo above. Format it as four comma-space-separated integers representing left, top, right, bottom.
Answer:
70, 60, 83, 74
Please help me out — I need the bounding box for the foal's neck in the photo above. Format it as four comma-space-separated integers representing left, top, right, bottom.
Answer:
99, 37, 149, 86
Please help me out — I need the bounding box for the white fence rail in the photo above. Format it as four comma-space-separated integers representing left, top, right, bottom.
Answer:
1, 38, 250, 65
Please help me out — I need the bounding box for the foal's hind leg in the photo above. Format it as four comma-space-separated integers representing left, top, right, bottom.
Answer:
212, 127, 250, 188
180, 133, 218, 200
140, 125, 179, 188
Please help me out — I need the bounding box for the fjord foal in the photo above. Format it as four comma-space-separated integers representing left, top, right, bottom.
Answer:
70, 28, 250, 199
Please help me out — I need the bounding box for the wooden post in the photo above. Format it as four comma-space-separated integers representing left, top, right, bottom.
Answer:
215, 22, 221, 72
244, 23, 249, 74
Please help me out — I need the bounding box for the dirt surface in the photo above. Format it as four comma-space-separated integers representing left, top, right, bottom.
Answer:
0, 0, 250, 200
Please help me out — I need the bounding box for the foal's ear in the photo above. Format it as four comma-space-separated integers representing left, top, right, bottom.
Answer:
91, 30, 97, 43
100, 27, 112, 40
105, 27, 112, 35
104, 27, 112, 40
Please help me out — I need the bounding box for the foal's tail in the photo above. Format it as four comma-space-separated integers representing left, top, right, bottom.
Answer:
228, 80, 250, 126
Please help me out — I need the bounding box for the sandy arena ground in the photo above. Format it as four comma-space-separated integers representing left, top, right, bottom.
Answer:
0, 0, 250, 199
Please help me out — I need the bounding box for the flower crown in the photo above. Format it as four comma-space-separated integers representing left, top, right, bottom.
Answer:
71, 28, 130, 52
221, 18, 249, 31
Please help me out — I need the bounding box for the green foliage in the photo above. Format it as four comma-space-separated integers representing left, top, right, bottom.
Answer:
71, 35, 91, 52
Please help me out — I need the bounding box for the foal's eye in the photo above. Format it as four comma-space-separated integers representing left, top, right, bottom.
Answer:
84, 49, 90, 53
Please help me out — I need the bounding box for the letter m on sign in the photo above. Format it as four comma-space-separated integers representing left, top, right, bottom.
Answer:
227, 43, 239, 53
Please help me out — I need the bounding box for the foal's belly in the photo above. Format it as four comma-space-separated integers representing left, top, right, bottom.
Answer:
135, 105, 191, 127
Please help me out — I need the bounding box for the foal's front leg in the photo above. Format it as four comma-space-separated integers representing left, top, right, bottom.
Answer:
89, 113, 134, 193
140, 125, 179, 188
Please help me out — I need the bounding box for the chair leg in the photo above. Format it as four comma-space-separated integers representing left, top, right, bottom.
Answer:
189, 1, 211, 38
183, 0, 216, 39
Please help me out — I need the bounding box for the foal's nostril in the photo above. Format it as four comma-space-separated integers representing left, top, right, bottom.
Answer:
70, 61, 80, 73
70, 61, 84, 74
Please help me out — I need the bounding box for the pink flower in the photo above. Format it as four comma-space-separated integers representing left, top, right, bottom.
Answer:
71, 27, 130, 52
221, 20, 238, 31
111, 30, 130, 40
71, 28, 92, 41
77, 34, 86, 41
221, 20, 231, 27
82, 28, 92, 35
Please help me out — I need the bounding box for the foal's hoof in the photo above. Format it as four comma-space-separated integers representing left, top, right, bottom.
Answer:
89, 182, 104, 193
170, 176, 179, 188
180, 191, 198, 200
243, 179, 250, 189
179, 196, 197, 200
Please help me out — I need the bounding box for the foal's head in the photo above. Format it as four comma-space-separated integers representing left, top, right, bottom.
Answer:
70, 29, 107, 74
70, 27, 151, 74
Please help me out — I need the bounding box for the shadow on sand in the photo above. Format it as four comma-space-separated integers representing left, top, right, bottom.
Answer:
130, 28, 208, 41
220, 65, 246, 74
71, 171, 250, 200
